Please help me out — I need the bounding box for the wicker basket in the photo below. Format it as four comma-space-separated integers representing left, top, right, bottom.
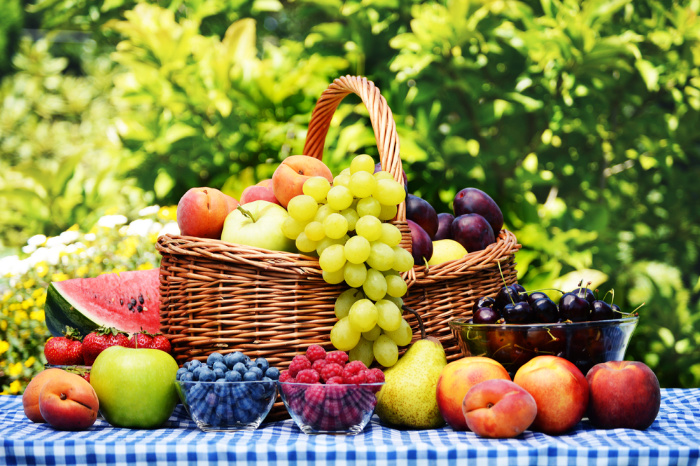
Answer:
157, 75, 520, 417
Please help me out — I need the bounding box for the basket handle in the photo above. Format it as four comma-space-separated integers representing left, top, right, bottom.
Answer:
303, 75, 406, 222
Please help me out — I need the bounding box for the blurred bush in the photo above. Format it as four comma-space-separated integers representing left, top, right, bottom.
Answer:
1, 0, 699, 387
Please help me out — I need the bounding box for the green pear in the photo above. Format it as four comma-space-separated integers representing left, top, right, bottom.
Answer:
375, 336, 448, 429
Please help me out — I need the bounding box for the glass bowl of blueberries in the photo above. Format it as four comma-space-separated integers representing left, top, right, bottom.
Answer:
175, 351, 279, 431
449, 284, 640, 378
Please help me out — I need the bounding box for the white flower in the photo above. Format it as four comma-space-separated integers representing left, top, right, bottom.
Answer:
97, 214, 128, 229
158, 222, 180, 237
138, 205, 161, 217
84, 233, 96, 242
125, 218, 154, 237
0, 255, 22, 277
27, 234, 47, 247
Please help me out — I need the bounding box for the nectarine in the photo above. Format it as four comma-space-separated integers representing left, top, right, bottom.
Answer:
240, 184, 281, 205
462, 379, 537, 438
39, 371, 99, 430
22, 368, 66, 422
271, 156, 333, 208
176, 187, 234, 238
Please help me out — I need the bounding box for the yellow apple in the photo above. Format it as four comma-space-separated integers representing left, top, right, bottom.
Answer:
428, 239, 468, 266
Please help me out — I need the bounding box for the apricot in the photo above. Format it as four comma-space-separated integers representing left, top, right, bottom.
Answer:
176, 187, 235, 238
462, 379, 537, 438
22, 368, 66, 422
271, 155, 333, 208
39, 371, 99, 430
240, 184, 281, 205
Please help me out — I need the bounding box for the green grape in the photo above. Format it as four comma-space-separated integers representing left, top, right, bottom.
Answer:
363, 268, 387, 301
367, 241, 395, 271
385, 318, 413, 346
335, 288, 363, 319
378, 203, 398, 221
374, 178, 406, 206
385, 295, 404, 310
344, 235, 371, 264
356, 196, 381, 218
323, 213, 349, 239
287, 195, 318, 222
295, 232, 318, 253
323, 267, 346, 285
373, 170, 394, 181
379, 223, 402, 248
385, 273, 408, 298
316, 235, 349, 255
373, 334, 399, 367
304, 221, 326, 242
281, 216, 307, 240
392, 246, 415, 272
350, 154, 376, 174
348, 299, 378, 333
344, 262, 368, 288
327, 185, 354, 210
349, 337, 375, 368
355, 215, 382, 242
333, 173, 351, 187
319, 243, 346, 273
314, 204, 337, 223
339, 208, 360, 231
375, 299, 402, 331
362, 325, 382, 341
349, 171, 377, 199
303, 176, 331, 203
330, 317, 361, 351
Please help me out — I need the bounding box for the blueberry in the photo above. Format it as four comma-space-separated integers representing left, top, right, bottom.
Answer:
207, 352, 224, 367
243, 370, 260, 382
231, 384, 250, 399
265, 367, 280, 380
233, 362, 247, 374
212, 361, 228, 372
199, 367, 216, 382
214, 379, 229, 396
225, 370, 242, 382
224, 352, 247, 368
185, 359, 202, 370
247, 366, 263, 380
180, 371, 194, 382
237, 397, 254, 411
192, 366, 206, 381
254, 358, 269, 372
176, 368, 188, 380
213, 368, 226, 380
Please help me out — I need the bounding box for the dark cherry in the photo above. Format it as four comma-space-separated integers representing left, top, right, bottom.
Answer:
473, 306, 501, 324
494, 285, 524, 311
472, 296, 496, 314
511, 283, 528, 301
611, 303, 622, 316
570, 287, 596, 306
590, 300, 614, 321
559, 292, 591, 322
531, 297, 559, 323
502, 301, 534, 324
527, 291, 549, 306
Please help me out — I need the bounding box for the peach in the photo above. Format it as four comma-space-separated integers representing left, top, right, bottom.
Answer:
176, 187, 233, 238
22, 368, 66, 422
240, 184, 281, 206
224, 193, 240, 213
586, 360, 660, 430
462, 379, 537, 438
436, 356, 511, 430
39, 371, 99, 430
271, 155, 333, 207
513, 355, 589, 435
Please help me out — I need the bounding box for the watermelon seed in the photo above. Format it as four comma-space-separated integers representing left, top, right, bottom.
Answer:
120, 298, 124, 306
139, 294, 144, 305
128, 303, 134, 311
137, 305, 143, 312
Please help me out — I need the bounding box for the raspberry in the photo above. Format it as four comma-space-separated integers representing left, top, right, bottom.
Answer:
343, 361, 369, 384
325, 376, 344, 384
279, 370, 295, 383
311, 359, 328, 373
304, 384, 326, 405
295, 369, 320, 384
320, 363, 344, 382
305, 344, 327, 362
325, 351, 349, 366
365, 367, 385, 384
288, 354, 312, 377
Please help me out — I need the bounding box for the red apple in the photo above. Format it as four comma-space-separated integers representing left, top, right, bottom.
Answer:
586, 360, 660, 430
513, 355, 589, 435
38, 371, 100, 430
462, 379, 537, 438
271, 155, 333, 208
176, 187, 233, 238
436, 356, 511, 430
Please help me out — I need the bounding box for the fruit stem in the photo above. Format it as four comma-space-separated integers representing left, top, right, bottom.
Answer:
236, 205, 256, 222
496, 261, 516, 305
402, 305, 425, 340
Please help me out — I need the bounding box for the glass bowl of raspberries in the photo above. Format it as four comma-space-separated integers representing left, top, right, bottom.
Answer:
175, 351, 279, 431
277, 345, 385, 435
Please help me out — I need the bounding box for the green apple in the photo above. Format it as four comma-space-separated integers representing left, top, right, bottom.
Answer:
427, 239, 468, 266
90, 346, 179, 429
221, 200, 296, 252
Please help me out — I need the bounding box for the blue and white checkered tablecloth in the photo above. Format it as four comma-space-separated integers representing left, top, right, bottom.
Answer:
1, 388, 699, 465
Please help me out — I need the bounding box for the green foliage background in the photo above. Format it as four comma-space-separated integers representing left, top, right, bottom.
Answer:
1, 0, 699, 388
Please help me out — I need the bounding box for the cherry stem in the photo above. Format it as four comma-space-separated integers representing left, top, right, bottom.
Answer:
496, 262, 516, 305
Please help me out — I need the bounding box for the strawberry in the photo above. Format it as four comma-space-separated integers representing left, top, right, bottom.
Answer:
128, 331, 154, 349
82, 326, 129, 365
150, 334, 172, 354
43, 327, 84, 365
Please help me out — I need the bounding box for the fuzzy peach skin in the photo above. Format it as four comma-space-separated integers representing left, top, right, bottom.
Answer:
240, 184, 281, 205
436, 356, 511, 430
22, 368, 66, 422
586, 360, 660, 430
513, 355, 589, 435
38, 371, 99, 430
176, 187, 235, 238
462, 379, 537, 438
271, 155, 333, 208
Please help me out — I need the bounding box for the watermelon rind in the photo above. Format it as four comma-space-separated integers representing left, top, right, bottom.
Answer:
45, 283, 101, 336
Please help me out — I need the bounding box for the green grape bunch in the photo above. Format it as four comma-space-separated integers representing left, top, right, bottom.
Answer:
282, 154, 414, 368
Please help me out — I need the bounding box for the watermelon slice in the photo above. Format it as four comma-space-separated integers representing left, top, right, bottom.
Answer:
44, 269, 162, 337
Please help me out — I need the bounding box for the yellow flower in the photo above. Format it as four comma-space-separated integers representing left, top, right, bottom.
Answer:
22, 298, 35, 309
9, 362, 24, 377
2, 291, 11, 302
35, 262, 49, 278
76, 265, 89, 277
24, 278, 36, 289
14, 310, 29, 325
137, 262, 155, 271
32, 288, 46, 300
25, 357, 36, 367
51, 273, 69, 282
0, 340, 9, 354
8, 380, 22, 394
158, 206, 177, 221
30, 310, 45, 322
0, 321, 6, 331
67, 224, 80, 232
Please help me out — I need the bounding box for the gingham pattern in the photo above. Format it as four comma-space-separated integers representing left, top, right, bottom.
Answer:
2, 389, 698, 465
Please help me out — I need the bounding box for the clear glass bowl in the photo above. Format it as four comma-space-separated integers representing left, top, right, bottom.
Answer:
449, 316, 639, 377
176, 380, 277, 431
278, 382, 384, 435
44, 364, 92, 382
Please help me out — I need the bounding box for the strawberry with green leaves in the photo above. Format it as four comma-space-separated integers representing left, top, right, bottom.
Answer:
127, 330, 172, 354
82, 326, 129, 365
44, 326, 84, 365
150, 334, 172, 354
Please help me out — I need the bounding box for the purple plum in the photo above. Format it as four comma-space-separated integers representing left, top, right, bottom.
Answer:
406, 194, 439, 239
450, 213, 496, 253
434, 213, 454, 240
407, 219, 433, 266
453, 188, 504, 234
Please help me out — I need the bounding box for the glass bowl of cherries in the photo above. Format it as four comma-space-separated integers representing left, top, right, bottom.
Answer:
449, 283, 639, 377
